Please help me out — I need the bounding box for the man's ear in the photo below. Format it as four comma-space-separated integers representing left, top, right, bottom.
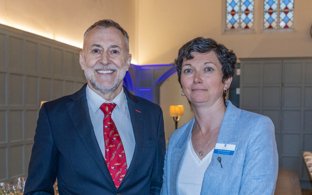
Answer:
126, 54, 132, 70
79, 50, 86, 70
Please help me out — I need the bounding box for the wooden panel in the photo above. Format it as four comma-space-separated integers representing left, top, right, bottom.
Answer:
283, 87, 301, 108
0, 111, 6, 143
24, 76, 38, 107
283, 61, 303, 85
0, 147, 7, 180
24, 110, 37, 140
0, 24, 84, 181
240, 87, 260, 108
0, 72, 5, 105
240, 58, 312, 187
263, 61, 282, 85
8, 74, 23, 106
24, 40, 37, 75
305, 60, 312, 84
39, 78, 52, 101
8, 36, 23, 74
52, 48, 63, 77
63, 51, 74, 79
241, 62, 261, 86
282, 111, 301, 132
263, 87, 281, 108
8, 110, 23, 142
52, 79, 64, 99
0, 33, 5, 71
304, 111, 312, 131
8, 146, 23, 178
38, 44, 51, 77
304, 87, 312, 108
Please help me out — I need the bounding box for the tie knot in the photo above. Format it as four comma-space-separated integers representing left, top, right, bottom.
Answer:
100, 103, 116, 115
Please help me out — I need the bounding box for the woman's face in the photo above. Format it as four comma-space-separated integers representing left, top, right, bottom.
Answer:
180, 51, 232, 106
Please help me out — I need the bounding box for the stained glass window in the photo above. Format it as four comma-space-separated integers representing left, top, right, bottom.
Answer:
226, 0, 254, 30
264, 0, 294, 30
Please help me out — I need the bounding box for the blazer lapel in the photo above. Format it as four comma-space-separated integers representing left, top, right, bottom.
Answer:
170, 119, 194, 194
66, 85, 114, 186
216, 101, 241, 142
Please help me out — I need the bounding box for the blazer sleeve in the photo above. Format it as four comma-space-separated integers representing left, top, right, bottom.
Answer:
24, 105, 58, 194
150, 107, 166, 194
239, 116, 279, 195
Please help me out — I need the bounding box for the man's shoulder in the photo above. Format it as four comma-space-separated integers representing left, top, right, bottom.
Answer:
42, 85, 86, 109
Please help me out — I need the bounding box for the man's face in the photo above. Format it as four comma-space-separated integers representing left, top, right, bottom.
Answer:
79, 26, 131, 100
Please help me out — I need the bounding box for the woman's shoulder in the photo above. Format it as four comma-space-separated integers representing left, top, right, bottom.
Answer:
167, 119, 194, 146
239, 109, 273, 127
227, 101, 273, 125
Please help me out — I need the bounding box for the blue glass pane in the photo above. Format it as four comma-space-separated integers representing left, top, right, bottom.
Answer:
266, 0, 276, 7
264, 0, 277, 10
243, 0, 251, 8
242, 0, 254, 10
241, 14, 253, 28
226, 0, 239, 29
280, 10, 293, 28
227, 14, 239, 29
264, 0, 294, 30
226, 0, 254, 30
227, 0, 239, 11
281, 0, 294, 9
228, 0, 238, 8
264, 12, 277, 29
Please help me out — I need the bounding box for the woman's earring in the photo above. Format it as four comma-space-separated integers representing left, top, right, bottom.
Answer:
181, 90, 185, 96
223, 89, 229, 100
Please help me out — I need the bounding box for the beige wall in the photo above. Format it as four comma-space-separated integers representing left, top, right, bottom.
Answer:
1, 0, 312, 140
1, 1, 312, 65
0, 0, 136, 58
137, 0, 312, 64
160, 73, 193, 142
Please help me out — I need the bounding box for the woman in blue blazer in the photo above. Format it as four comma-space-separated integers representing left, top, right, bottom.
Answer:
161, 37, 278, 195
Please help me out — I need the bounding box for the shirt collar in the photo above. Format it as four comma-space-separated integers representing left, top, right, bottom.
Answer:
86, 85, 127, 113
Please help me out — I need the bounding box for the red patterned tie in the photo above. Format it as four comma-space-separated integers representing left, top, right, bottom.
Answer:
100, 103, 127, 188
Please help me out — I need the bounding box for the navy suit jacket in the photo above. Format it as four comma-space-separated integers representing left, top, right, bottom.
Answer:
25, 85, 166, 195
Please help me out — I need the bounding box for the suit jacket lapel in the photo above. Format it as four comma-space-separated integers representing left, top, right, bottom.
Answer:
66, 85, 114, 186
122, 89, 144, 181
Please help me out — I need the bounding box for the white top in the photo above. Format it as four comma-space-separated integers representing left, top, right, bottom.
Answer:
86, 85, 135, 168
177, 134, 213, 195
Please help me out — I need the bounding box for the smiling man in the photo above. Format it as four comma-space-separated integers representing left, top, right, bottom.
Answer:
25, 19, 166, 195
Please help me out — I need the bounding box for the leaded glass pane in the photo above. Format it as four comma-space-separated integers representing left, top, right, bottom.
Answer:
226, 0, 254, 30
226, 0, 240, 29
280, 0, 294, 29
241, 0, 254, 29
264, 12, 277, 29
264, 0, 278, 10
264, 0, 294, 30
242, 12, 253, 29
264, 0, 278, 29
281, 0, 294, 9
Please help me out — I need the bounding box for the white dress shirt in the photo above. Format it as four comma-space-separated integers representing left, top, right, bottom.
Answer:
86, 86, 135, 168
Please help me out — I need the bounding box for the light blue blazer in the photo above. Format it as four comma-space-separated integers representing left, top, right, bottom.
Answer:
161, 101, 278, 195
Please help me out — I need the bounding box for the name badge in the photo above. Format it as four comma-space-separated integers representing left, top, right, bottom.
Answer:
214, 143, 236, 155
